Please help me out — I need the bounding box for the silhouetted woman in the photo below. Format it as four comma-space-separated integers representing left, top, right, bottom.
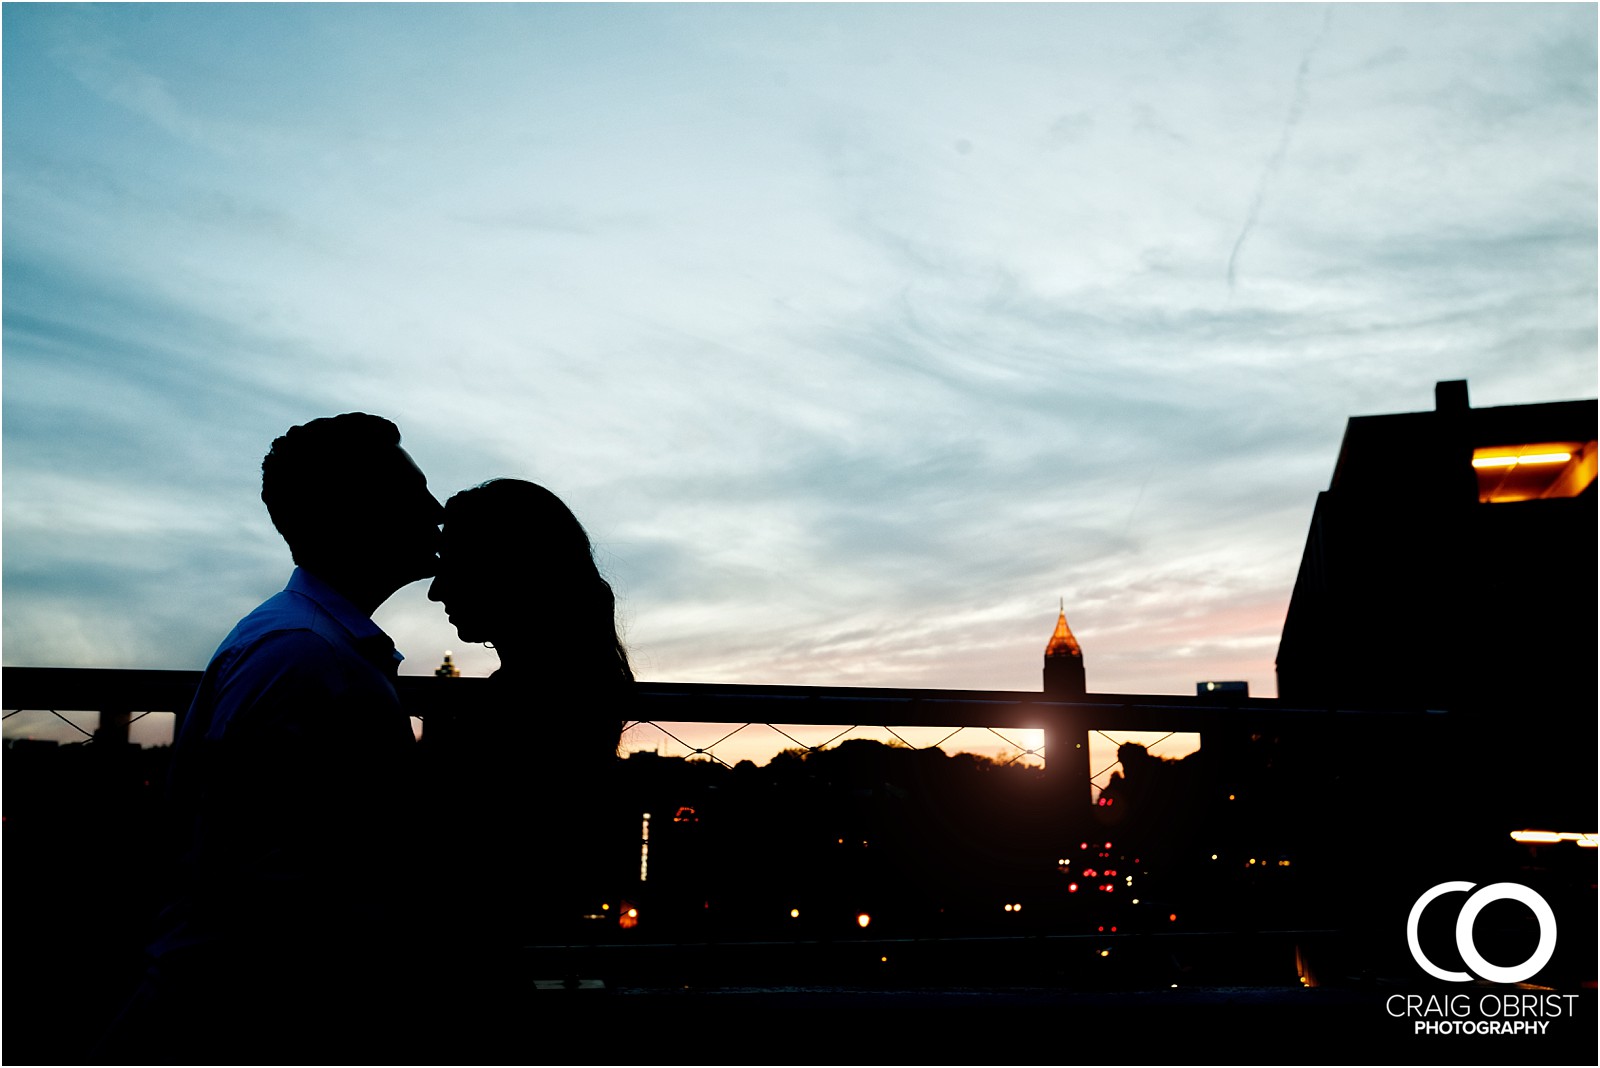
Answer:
420, 479, 633, 1028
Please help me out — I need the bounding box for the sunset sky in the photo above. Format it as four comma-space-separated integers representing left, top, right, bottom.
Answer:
4, 5, 1595, 756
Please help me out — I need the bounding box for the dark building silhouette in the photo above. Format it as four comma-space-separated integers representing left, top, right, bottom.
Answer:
1275, 379, 1596, 824
1043, 600, 1086, 698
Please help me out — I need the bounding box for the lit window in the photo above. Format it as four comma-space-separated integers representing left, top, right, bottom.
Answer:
1473, 441, 1596, 503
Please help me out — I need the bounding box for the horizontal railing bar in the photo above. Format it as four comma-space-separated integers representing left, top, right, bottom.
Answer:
2, 666, 1449, 736
1, 667, 203, 712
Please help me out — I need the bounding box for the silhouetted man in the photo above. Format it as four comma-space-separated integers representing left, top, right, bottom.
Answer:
113, 414, 442, 1062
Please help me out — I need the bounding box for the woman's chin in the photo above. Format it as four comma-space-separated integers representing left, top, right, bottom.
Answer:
446, 613, 501, 648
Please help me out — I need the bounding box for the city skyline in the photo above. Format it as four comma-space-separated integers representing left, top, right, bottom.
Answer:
5, 5, 1595, 743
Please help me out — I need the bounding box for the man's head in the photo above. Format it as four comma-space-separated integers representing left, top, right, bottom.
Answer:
261, 414, 443, 601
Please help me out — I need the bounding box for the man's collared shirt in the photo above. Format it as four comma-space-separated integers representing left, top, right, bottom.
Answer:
178, 567, 406, 746
156, 567, 415, 958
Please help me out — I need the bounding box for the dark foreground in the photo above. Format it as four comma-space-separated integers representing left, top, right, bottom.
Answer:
592, 983, 1595, 1066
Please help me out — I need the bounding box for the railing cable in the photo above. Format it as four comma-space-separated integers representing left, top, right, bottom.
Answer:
636, 722, 736, 768
3, 709, 96, 741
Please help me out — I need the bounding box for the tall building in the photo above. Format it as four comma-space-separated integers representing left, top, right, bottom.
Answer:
1275, 380, 1596, 823
1043, 600, 1086, 698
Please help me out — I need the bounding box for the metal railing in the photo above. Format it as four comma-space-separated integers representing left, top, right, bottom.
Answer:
2, 664, 1430, 787
0, 665, 1477, 969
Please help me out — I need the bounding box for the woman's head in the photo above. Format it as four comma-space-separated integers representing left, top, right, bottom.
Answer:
429, 480, 629, 683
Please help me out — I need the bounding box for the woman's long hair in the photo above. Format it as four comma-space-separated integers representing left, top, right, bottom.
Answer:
442, 479, 632, 754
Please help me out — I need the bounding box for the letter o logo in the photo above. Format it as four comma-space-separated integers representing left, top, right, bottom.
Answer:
1406, 881, 1557, 984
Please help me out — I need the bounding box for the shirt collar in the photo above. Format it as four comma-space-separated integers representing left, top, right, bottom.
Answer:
285, 567, 406, 670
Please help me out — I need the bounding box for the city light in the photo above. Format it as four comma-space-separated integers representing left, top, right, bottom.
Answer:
856, 912, 871, 928
1510, 829, 1598, 846
1471, 441, 1595, 502
1471, 452, 1571, 467
639, 813, 651, 883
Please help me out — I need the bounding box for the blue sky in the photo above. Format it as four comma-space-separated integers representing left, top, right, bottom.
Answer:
4, 5, 1595, 749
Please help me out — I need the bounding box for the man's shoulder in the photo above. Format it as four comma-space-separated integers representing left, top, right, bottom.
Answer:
222, 587, 329, 645
202, 624, 354, 717
217, 624, 344, 672
194, 616, 396, 743
211, 583, 364, 667
204, 587, 373, 696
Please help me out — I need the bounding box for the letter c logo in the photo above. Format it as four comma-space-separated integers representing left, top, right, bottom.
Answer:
1407, 881, 1557, 984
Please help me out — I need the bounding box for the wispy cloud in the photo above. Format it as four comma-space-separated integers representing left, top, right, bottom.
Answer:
1227, 5, 1335, 290
3, 4, 1593, 719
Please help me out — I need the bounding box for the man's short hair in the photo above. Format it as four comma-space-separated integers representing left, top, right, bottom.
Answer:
261, 413, 402, 565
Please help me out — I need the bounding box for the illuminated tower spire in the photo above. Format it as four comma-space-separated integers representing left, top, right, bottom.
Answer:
1043, 599, 1086, 698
